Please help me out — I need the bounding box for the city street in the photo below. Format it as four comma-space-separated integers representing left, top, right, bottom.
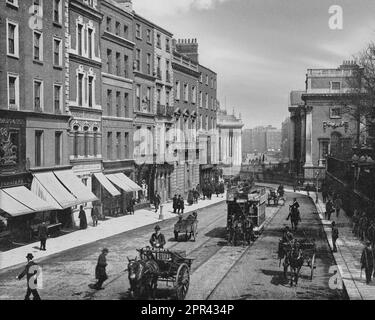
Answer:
0, 192, 346, 300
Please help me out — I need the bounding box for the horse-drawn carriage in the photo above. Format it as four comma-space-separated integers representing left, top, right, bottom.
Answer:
278, 238, 316, 286
226, 186, 267, 246
127, 247, 193, 300
174, 212, 198, 242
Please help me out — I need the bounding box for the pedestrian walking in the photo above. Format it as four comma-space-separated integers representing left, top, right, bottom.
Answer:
94, 248, 109, 290
359, 213, 368, 241
154, 192, 161, 213
172, 194, 178, 213
79, 205, 88, 230
361, 241, 374, 285
334, 196, 343, 218
38, 221, 48, 251
17, 253, 41, 300
91, 205, 99, 227
325, 199, 334, 220
177, 195, 182, 214
332, 221, 339, 253
366, 220, 375, 248
180, 197, 185, 214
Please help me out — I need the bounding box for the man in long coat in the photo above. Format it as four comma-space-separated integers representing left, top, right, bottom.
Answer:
17, 253, 41, 300
79, 206, 87, 229
94, 248, 109, 290
361, 241, 374, 285
172, 194, 178, 213
38, 222, 48, 251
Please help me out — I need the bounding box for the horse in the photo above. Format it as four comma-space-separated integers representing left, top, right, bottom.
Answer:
288, 206, 301, 231
126, 255, 159, 299
283, 244, 304, 287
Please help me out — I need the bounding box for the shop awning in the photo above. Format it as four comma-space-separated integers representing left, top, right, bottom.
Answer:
3, 186, 57, 214
31, 172, 81, 209
106, 174, 134, 193
93, 172, 121, 197
54, 170, 98, 203
117, 173, 142, 192
0, 189, 34, 217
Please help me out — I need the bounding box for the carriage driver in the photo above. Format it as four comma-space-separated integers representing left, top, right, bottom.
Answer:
282, 226, 294, 243
150, 225, 166, 249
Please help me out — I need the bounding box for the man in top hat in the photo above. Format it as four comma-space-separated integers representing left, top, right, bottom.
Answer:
94, 248, 109, 290
150, 225, 166, 249
17, 253, 41, 300
361, 241, 374, 285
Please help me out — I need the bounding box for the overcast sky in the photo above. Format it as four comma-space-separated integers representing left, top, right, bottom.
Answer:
133, 0, 375, 129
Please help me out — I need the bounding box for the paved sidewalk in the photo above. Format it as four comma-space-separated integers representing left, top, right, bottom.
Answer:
256, 182, 374, 300
0, 195, 226, 271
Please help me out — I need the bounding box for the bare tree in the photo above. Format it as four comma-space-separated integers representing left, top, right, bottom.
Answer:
342, 42, 375, 148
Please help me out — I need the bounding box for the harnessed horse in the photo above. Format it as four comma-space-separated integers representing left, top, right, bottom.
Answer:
126, 251, 159, 299
281, 242, 304, 287
288, 206, 301, 231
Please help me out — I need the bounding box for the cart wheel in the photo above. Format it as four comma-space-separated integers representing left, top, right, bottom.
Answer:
310, 254, 316, 280
175, 263, 190, 300
174, 231, 179, 241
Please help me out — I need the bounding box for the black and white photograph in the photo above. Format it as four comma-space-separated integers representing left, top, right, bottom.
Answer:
0, 0, 375, 307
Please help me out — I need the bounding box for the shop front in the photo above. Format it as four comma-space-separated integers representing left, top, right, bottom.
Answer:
31, 170, 98, 229
93, 160, 142, 217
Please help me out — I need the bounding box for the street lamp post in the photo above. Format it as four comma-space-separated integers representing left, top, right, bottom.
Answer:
315, 170, 320, 204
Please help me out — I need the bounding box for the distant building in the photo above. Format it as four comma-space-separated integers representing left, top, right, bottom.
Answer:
281, 117, 291, 160
217, 109, 243, 176
266, 127, 281, 152
242, 129, 254, 160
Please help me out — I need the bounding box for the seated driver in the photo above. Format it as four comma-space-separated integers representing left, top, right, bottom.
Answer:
282, 226, 294, 243
149, 225, 166, 249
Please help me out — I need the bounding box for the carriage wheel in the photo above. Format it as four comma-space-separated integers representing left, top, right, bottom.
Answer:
310, 254, 316, 280
175, 263, 190, 300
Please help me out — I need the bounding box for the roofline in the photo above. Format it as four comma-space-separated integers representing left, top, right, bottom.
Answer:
199, 64, 217, 75
134, 12, 173, 37
102, 0, 134, 18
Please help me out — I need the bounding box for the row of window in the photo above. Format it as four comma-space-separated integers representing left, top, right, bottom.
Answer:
7, 73, 63, 112
6, 0, 63, 24
134, 49, 172, 81
106, 132, 130, 160
6, 19, 63, 66
106, 49, 130, 78
135, 24, 171, 52
200, 73, 216, 89
105, 15, 130, 39
106, 90, 130, 118
175, 81, 197, 104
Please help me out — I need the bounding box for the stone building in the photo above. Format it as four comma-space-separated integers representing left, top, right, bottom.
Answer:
289, 61, 360, 185
217, 108, 243, 177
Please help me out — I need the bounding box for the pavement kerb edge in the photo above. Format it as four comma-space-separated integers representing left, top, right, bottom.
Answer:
0, 199, 226, 274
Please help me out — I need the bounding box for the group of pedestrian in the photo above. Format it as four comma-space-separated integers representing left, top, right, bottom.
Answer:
324, 194, 343, 220
172, 194, 185, 214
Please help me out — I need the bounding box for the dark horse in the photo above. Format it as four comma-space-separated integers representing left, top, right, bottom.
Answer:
127, 253, 159, 299
282, 243, 304, 287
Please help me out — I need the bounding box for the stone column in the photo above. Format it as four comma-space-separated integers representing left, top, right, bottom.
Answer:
300, 108, 306, 167
305, 106, 313, 166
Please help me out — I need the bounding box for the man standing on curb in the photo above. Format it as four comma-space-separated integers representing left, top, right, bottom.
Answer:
38, 221, 48, 251
361, 241, 374, 285
332, 221, 339, 253
325, 199, 334, 221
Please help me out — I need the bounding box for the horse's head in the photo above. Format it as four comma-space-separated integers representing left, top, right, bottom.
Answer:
127, 257, 143, 283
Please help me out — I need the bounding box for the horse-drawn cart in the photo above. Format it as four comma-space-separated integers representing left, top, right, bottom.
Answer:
278, 238, 316, 286
127, 247, 194, 300
174, 212, 198, 242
